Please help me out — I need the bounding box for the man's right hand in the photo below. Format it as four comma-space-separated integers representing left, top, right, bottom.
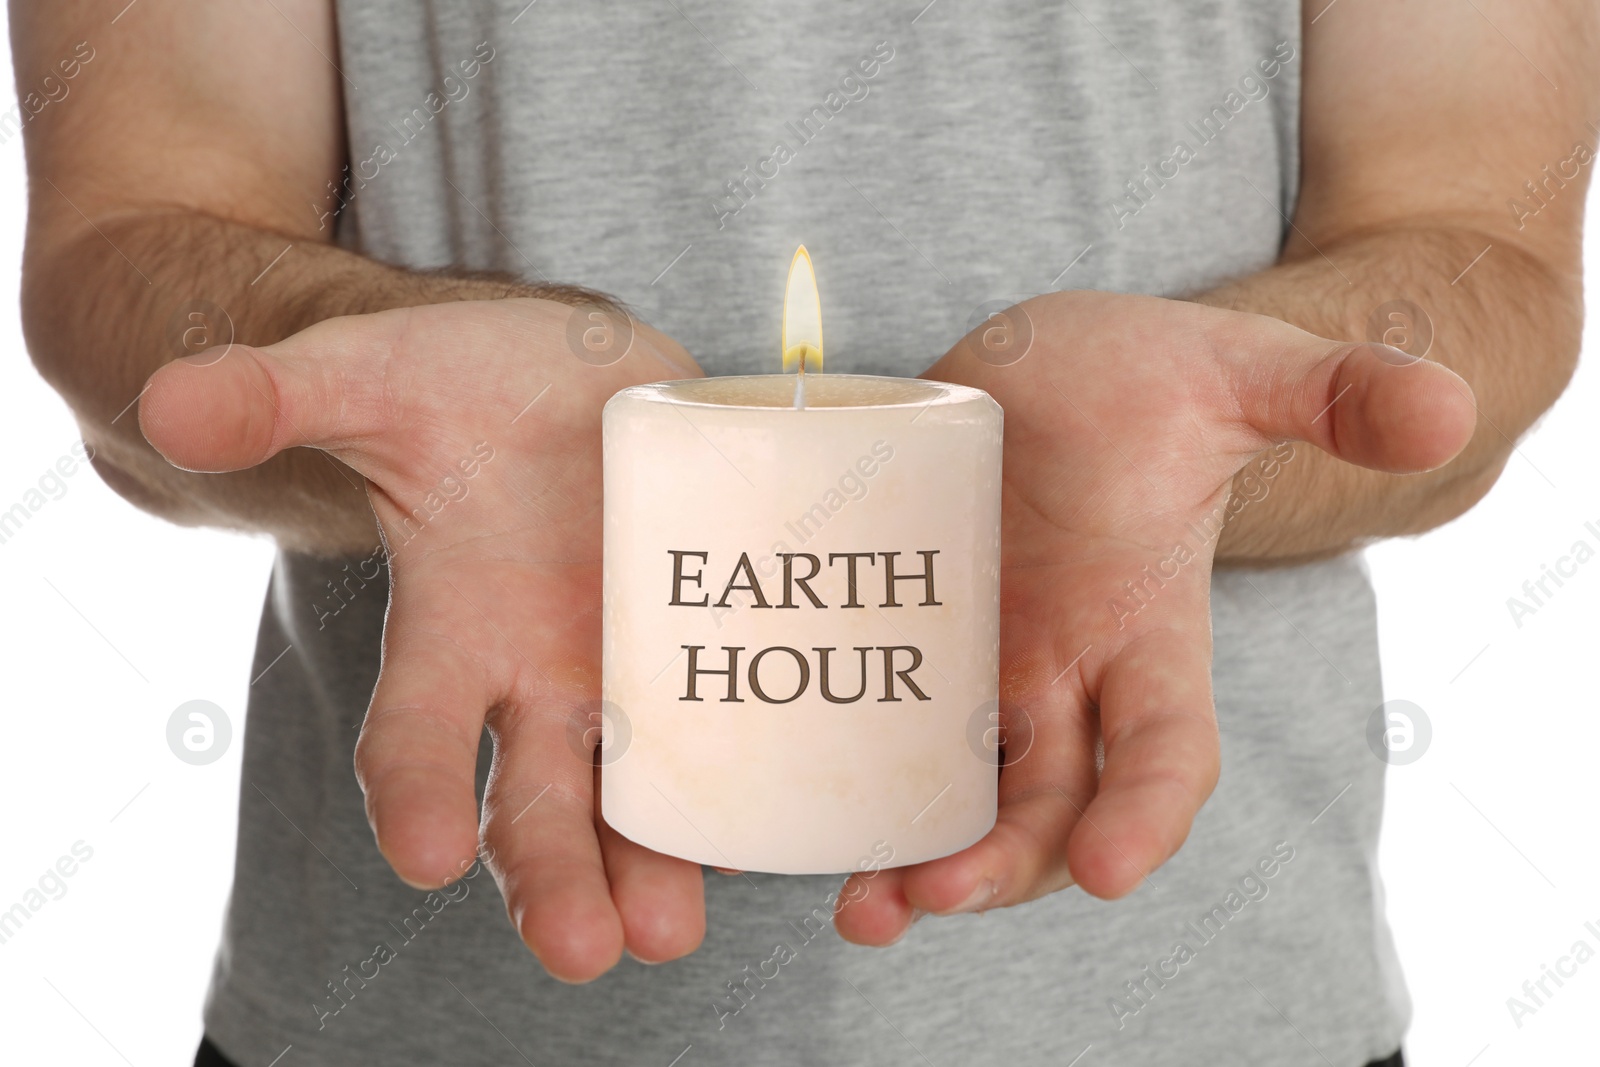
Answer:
139, 297, 709, 982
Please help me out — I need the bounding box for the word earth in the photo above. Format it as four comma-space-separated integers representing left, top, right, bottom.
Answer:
668, 548, 941, 610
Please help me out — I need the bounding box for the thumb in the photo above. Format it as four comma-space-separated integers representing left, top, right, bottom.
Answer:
139, 325, 388, 473
1229, 338, 1478, 474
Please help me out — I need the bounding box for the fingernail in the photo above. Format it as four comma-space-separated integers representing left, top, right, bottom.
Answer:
1370, 343, 1421, 367
944, 879, 997, 915
176, 349, 232, 368
883, 909, 929, 945
625, 949, 662, 966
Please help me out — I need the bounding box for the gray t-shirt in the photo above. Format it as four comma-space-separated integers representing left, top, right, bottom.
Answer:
202, 3, 1410, 1064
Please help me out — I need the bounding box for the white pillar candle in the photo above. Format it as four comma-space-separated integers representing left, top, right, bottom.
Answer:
601, 372, 1002, 874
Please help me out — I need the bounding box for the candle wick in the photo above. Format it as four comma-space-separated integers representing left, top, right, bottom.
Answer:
793, 361, 806, 410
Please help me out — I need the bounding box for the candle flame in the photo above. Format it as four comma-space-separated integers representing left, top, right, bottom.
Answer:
782, 245, 823, 374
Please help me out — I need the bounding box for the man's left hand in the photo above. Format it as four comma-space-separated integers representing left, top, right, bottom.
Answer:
834, 290, 1475, 943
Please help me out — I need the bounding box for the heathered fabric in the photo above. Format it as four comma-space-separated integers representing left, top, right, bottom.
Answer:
202, 3, 1411, 1064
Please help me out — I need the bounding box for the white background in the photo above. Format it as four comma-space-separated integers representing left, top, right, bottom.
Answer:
1, 27, 1597, 1067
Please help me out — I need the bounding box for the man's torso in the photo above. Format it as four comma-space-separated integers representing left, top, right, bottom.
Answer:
204, 4, 1410, 1064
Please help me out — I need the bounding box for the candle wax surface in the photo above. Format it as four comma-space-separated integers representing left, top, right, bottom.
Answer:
630, 373, 982, 410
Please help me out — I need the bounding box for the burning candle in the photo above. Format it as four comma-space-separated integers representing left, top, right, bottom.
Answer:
600, 248, 1002, 874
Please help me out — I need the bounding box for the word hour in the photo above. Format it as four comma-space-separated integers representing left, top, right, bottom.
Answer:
668, 549, 942, 705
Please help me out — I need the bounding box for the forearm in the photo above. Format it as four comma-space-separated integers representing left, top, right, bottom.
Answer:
1199, 224, 1582, 563
23, 210, 596, 555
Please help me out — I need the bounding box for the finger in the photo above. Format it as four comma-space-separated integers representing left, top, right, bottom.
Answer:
631, 318, 703, 381
1066, 625, 1219, 900
596, 771, 706, 964
832, 866, 916, 947
897, 793, 1079, 919
1228, 336, 1477, 473
481, 699, 623, 983
842, 688, 1100, 937
353, 591, 492, 891
139, 319, 392, 472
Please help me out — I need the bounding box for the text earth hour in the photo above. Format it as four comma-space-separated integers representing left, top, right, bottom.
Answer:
668, 549, 941, 705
